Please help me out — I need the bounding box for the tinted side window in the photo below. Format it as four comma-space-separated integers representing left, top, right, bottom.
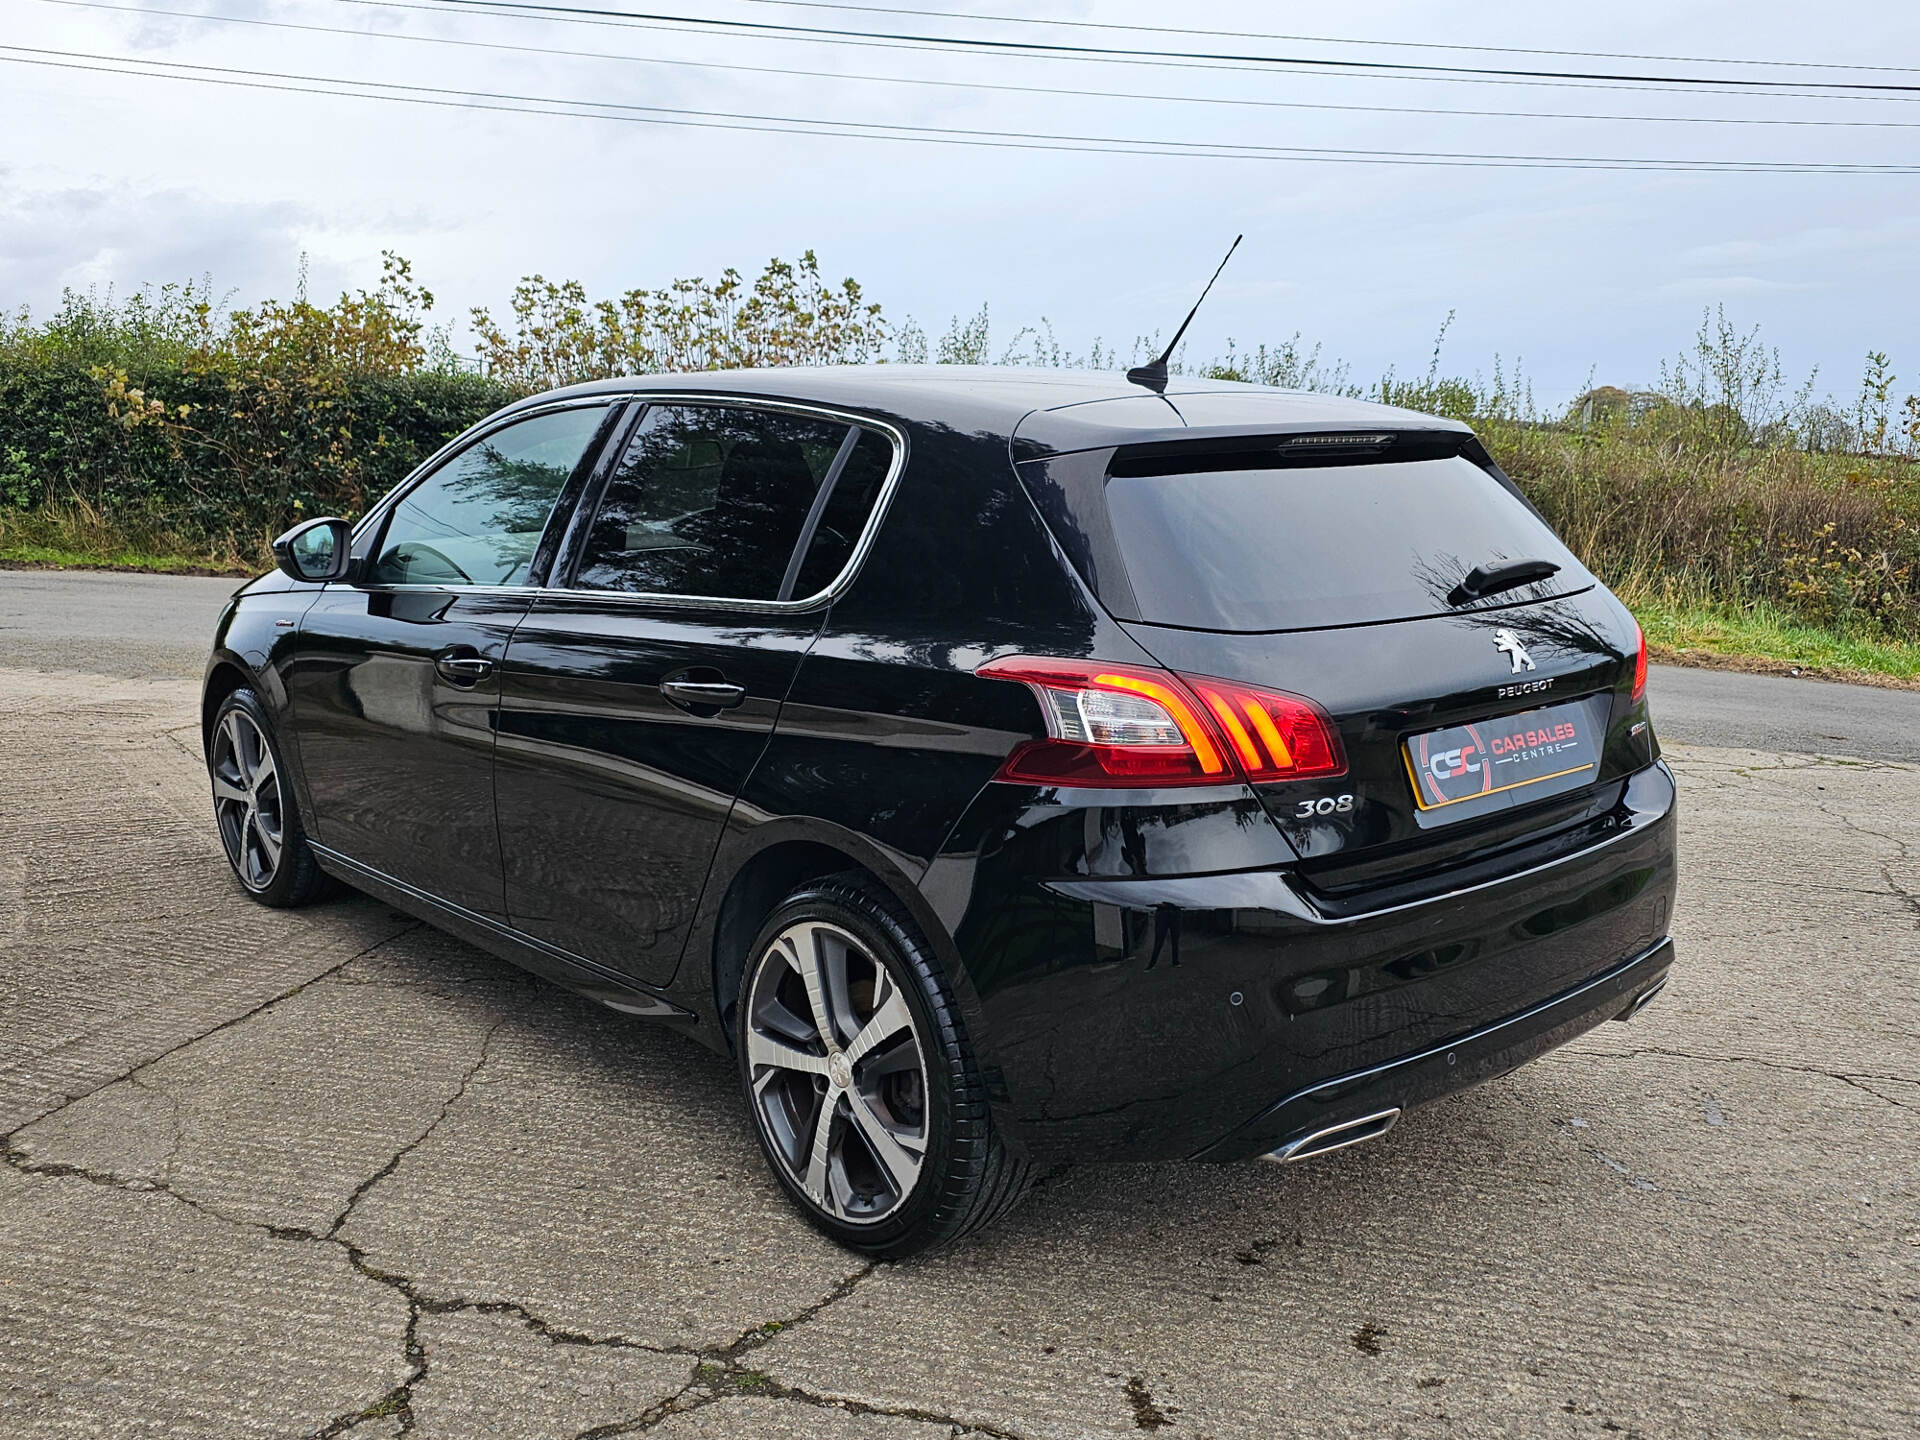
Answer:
373, 406, 609, 586
572, 404, 854, 600
789, 428, 894, 600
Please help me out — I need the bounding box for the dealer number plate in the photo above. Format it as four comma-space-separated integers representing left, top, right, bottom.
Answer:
1403, 698, 1599, 822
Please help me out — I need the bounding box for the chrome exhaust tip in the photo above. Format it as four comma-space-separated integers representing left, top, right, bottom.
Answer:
1613, 976, 1668, 1023
1263, 1107, 1402, 1165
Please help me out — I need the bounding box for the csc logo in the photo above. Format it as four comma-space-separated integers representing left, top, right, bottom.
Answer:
1427, 745, 1481, 783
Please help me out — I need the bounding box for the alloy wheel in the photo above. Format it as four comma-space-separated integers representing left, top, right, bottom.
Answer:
210, 709, 285, 890
744, 919, 930, 1224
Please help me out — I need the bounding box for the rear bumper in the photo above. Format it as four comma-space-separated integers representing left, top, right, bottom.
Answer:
948, 761, 1678, 1165
1192, 935, 1673, 1162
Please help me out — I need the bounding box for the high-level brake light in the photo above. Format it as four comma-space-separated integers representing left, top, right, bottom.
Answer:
977, 656, 1345, 788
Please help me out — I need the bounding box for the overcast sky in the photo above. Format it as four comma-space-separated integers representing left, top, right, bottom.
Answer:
5, 0, 1918, 407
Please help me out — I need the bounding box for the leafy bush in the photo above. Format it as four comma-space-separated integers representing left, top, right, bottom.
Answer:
1486, 420, 1920, 638
0, 256, 509, 556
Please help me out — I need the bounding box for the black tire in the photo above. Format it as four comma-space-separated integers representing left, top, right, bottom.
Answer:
735, 873, 1034, 1258
207, 687, 333, 908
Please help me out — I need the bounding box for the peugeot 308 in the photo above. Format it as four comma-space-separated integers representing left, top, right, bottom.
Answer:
203, 368, 1677, 1257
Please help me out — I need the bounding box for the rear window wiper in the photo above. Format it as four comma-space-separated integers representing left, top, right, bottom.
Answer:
1449, 558, 1561, 606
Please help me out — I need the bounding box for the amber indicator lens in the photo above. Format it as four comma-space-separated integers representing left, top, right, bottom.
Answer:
977, 656, 1343, 789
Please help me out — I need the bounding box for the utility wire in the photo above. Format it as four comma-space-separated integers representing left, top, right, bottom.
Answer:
7, 42, 1918, 171
37, 0, 1920, 129
396, 0, 1920, 94
314, 0, 1920, 102
722, 0, 1920, 78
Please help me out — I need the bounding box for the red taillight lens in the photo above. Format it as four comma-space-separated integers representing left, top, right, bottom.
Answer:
1185, 677, 1345, 779
977, 656, 1345, 788
1631, 621, 1648, 703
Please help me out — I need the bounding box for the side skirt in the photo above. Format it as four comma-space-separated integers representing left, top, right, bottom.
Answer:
310, 843, 696, 1023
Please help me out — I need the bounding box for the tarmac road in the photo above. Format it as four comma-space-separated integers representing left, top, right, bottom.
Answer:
2, 568, 1917, 1438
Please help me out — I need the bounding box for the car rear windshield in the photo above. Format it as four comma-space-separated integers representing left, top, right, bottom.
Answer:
1101, 453, 1585, 632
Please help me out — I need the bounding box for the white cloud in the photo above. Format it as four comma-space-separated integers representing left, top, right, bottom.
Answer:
0, 176, 321, 310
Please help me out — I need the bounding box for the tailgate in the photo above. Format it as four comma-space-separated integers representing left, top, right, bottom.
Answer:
1122, 590, 1657, 892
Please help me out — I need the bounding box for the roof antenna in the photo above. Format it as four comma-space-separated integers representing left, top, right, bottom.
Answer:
1125, 234, 1242, 394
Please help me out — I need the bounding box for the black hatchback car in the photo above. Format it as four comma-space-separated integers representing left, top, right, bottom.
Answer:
204, 367, 1676, 1256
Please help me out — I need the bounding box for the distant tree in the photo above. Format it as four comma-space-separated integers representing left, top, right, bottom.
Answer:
469, 252, 887, 391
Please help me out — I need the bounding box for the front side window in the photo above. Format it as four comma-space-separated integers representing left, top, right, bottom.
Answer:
573, 404, 879, 600
371, 405, 610, 586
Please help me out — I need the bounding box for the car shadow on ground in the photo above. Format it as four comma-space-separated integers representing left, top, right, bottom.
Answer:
335, 892, 1619, 1279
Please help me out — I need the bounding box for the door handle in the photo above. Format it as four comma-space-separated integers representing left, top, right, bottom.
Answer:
435, 650, 496, 687
661, 677, 747, 712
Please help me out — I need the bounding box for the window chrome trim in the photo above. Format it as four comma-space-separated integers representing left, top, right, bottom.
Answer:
344, 389, 908, 614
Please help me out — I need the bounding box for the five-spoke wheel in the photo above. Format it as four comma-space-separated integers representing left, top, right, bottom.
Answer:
211, 707, 285, 891
745, 918, 929, 1224
207, 688, 330, 907
736, 877, 1036, 1258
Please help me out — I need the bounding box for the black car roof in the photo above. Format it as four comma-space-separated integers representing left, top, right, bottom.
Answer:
527, 366, 1469, 460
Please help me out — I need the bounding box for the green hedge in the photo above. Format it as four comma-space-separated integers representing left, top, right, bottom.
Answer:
0, 356, 510, 545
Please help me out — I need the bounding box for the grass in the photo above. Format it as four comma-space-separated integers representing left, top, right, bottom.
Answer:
0, 539, 250, 575
0, 502, 257, 577
1624, 590, 1920, 689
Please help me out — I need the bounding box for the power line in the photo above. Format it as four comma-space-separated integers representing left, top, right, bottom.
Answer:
38, 0, 1920, 129
722, 0, 1920, 78
780, 2, 1919, 78
7, 42, 1918, 171
316, 0, 1920, 103
399, 0, 1920, 94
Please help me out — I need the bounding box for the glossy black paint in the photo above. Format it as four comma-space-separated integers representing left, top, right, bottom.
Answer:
496, 597, 823, 986
287, 586, 531, 919
203, 367, 1678, 1169
936, 761, 1674, 1162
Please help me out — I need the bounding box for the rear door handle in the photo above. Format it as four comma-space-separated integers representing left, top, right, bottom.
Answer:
435, 650, 496, 687
661, 677, 746, 711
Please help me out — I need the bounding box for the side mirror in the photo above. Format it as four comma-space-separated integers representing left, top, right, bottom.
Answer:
271, 517, 354, 583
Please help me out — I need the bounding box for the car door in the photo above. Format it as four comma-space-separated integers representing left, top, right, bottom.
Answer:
494, 400, 899, 985
284, 400, 621, 919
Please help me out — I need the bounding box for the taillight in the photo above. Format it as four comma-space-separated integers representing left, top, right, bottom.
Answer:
977, 656, 1345, 788
1631, 621, 1648, 703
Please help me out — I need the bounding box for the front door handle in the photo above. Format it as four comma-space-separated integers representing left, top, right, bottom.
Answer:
435, 650, 496, 687
661, 676, 747, 712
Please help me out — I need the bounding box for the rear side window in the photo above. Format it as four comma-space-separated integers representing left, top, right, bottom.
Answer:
788, 428, 894, 600
372, 405, 609, 586
571, 404, 891, 601
1103, 454, 1584, 631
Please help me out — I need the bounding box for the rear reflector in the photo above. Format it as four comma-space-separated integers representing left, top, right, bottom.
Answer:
977, 656, 1345, 788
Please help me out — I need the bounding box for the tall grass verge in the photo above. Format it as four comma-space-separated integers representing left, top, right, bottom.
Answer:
0, 497, 257, 574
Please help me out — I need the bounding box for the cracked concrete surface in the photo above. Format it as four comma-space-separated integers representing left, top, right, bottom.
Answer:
3, 652, 1918, 1438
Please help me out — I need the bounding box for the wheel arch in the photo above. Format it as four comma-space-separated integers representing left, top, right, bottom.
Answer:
703, 824, 982, 1061
202, 650, 314, 825
201, 652, 257, 752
